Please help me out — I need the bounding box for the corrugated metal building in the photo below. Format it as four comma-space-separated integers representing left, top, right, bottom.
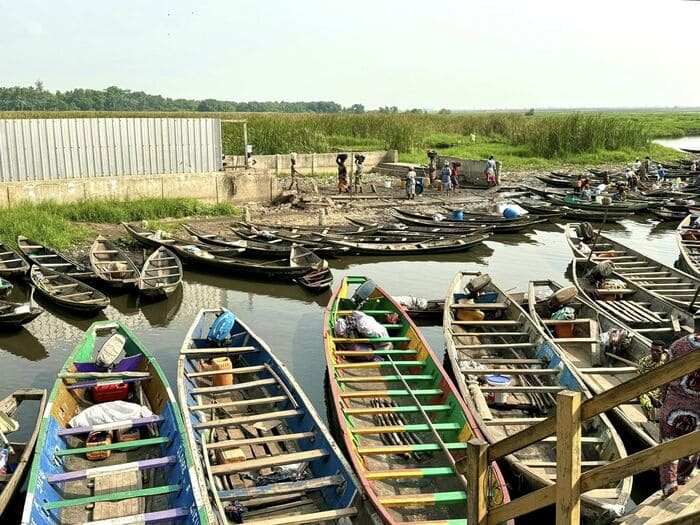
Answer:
0, 117, 222, 182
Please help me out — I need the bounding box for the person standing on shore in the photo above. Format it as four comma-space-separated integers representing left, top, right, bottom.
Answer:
485, 155, 497, 186
450, 162, 460, 192
353, 154, 365, 193
288, 152, 300, 192
640, 156, 651, 180
405, 166, 416, 199
440, 160, 452, 194
633, 158, 642, 173
336, 153, 349, 193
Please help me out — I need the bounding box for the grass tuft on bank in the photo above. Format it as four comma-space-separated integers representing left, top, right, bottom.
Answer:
0, 198, 239, 249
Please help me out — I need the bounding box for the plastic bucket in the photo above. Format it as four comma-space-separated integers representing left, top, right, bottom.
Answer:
486, 375, 511, 404
554, 322, 575, 338
503, 207, 521, 219
452, 210, 464, 221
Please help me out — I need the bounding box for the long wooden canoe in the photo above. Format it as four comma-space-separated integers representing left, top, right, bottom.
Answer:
564, 222, 700, 312
676, 215, 700, 279
139, 247, 182, 299
443, 271, 632, 522
316, 232, 490, 255
179, 308, 364, 525
393, 209, 549, 233
89, 236, 140, 288
324, 276, 511, 524
347, 216, 491, 236
0, 242, 30, 279
30, 266, 109, 314
0, 298, 43, 329
527, 280, 659, 447
22, 320, 209, 525
0, 389, 46, 519
17, 236, 96, 281
548, 195, 649, 212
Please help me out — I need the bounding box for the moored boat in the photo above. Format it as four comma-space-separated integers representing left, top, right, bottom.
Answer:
0, 243, 30, 279
89, 236, 140, 288
317, 232, 490, 255
649, 207, 688, 221
18, 236, 96, 281
179, 308, 363, 524
294, 267, 334, 292
0, 298, 43, 329
139, 246, 183, 299
30, 266, 109, 314
443, 271, 632, 522
0, 389, 46, 519
393, 208, 548, 233
324, 275, 511, 524
548, 195, 648, 212
676, 215, 700, 279
22, 320, 209, 525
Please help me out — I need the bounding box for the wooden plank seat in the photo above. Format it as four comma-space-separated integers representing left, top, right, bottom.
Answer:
191, 378, 277, 395
181, 346, 258, 357
451, 302, 508, 310
56, 436, 170, 457
344, 404, 451, 416
42, 484, 181, 510
210, 449, 328, 475
352, 423, 460, 435
578, 367, 637, 374
542, 319, 592, 325
193, 408, 304, 430
58, 415, 163, 436
48, 456, 176, 483
451, 331, 529, 337
451, 320, 521, 326
206, 431, 315, 450
218, 474, 344, 500
337, 374, 435, 383
85, 508, 190, 525
65, 376, 151, 390
334, 349, 418, 357
336, 309, 395, 315
358, 443, 468, 455
334, 360, 426, 369
339, 388, 442, 399
460, 368, 558, 375
475, 358, 545, 365
185, 364, 266, 378
188, 395, 287, 411
365, 467, 455, 480
332, 336, 411, 343
481, 385, 564, 393
378, 491, 467, 507
0, 258, 23, 263
246, 508, 357, 525
455, 342, 536, 349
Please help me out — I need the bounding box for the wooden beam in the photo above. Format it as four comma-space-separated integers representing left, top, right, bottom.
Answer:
487, 485, 556, 525
465, 439, 488, 525
556, 391, 582, 525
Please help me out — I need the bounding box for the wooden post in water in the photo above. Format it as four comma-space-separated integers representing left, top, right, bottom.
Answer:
556, 391, 582, 525
465, 438, 489, 525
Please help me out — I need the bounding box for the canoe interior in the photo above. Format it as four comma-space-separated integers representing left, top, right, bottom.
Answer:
30, 266, 109, 313
180, 309, 359, 525
90, 237, 140, 286
0, 299, 43, 327
0, 243, 30, 277
528, 280, 660, 445
325, 276, 509, 524
443, 271, 631, 520
676, 214, 700, 279
23, 321, 205, 525
139, 247, 183, 297
18, 237, 94, 281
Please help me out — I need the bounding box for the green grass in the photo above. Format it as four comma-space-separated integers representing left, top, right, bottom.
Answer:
0, 198, 239, 249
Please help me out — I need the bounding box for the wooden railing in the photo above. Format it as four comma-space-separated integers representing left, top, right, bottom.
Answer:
456, 344, 700, 525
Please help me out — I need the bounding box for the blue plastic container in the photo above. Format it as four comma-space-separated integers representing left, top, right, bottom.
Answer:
503, 207, 521, 219
475, 292, 499, 303
452, 210, 464, 221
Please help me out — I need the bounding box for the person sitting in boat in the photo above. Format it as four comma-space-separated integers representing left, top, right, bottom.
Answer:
612, 183, 628, 202
637, 340, 668, 421
580, 186, 593, 200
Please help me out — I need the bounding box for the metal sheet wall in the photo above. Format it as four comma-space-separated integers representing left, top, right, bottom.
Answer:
0, 118, 222, 182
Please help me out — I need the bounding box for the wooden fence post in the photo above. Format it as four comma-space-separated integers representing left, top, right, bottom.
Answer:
556, 390, 582, 525
466, 438, 489, 525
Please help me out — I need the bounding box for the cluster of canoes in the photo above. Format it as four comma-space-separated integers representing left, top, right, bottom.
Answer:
3, 214, 700, 524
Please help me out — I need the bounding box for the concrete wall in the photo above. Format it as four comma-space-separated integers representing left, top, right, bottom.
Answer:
222, 150, 398, 174
437, 155, 501, 187
0, 170, 281, 208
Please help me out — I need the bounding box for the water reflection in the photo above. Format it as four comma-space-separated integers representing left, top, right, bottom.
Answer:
0, 329, 48, 361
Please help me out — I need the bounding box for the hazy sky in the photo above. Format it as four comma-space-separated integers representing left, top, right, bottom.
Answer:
1, 0, 698, 110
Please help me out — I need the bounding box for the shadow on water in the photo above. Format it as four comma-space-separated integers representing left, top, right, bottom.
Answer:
108, 286, 185, 328
0, 327, 48, 361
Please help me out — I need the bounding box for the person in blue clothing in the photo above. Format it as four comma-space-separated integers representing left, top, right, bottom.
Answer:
657, 165, 666, 183
440, 160, 452, 194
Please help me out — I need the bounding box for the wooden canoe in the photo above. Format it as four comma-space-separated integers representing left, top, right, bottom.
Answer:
230, 226, 351, 256
527, 280, 659, 447
243, 221, 380, 235
0, 243, 30, 279
179, 308, 363, 525
649, 207, 688, 221
393, 297, 444, 322
139, 247, 182, 299
89, 236, 140, 288
0, 389, 46, 519
393, 209, 548, 233
0, 298, 43, 329
17, 236, 96, 281
347, 216, 490, 236
443, 271, 632, 522
676, 215, 700, 279
548, 195, 649, 212
315, 232, 490, 255
535, 174, 578, 188
29, 266, 109, 314
564, 222, 700, 312
22, 321, 209, 525
324, 276, 511, 524
294, 267, 334, 292
123, 223, 326, 280
514, 198, 635, 220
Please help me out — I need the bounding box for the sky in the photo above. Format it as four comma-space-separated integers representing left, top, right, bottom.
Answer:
1, 0, 698, 110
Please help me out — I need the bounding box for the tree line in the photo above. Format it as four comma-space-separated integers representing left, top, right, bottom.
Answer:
0, 83, 367, 114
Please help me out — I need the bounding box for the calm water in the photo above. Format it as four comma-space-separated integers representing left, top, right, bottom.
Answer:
653, 135, 700, 152
0, 215, 679, 519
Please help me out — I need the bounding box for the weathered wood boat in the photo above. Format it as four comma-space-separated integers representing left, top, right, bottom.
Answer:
324, 275, 511, 524
514, 198, 635, 220
179, 308, 363, 525
443, 271, 632, 522
0, 298, 43, 329
124, 223, 326, 280
89, 236, 140, 288
316, 232, 490, 255
681, 147, 700, 154
347, 217, 487, 236
244, 221, 380, 235
527, 279, 659, 447
22, 320, 209, 525
0, 278, 11, 297
677, 215, 700, 279
649, 207, 688, 221
548, 195, 649, 212
139, 246, 183, 298
393, 296, 444, 321
17, 236, 96, 281
518, 184, 567, 198
294, 267, 334, 292
0, 389, 46, 519
29, 266, 109, 314
230, 226, 351, 257
0, 242, 30, 279
393, 209, 548, 233
569, 257, 695, 340
564, 222, 700, 311
535, 174, 577, 188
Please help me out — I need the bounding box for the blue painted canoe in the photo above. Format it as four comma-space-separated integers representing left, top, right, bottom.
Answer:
178, 308, 362, 525
22, 320, 209, 525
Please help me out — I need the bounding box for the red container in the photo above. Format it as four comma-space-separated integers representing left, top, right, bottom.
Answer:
94, 383, 129, 403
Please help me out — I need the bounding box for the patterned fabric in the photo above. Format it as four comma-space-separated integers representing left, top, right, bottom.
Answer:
638, 353, 668, 420
659, 336, 700, 496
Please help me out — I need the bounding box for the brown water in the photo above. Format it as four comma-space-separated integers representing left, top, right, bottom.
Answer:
0, 216, 679, 520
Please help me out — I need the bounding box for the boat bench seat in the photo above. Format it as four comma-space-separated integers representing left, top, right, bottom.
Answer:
43, 484, 181, 510
58, 415, 163, 436
48, 456, 176, 483
378, 490, 467, 507
56, 436, 170, 457
193, 408, 303, 430
84, 508, 190, 525
65, 376, 151, 390
218, 474, 343, 500
337, 374, 434, 383
244, 508, 358, 525
334, 360, 425, 369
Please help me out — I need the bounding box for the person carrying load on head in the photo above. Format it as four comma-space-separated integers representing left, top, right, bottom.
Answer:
440, 160, 452, 194
658, 333, 700, 497
427, 149, 438, 183
637, 340, 668, 421
485, 155, 497, 186
336, 153, 349, 193
354, 154, 365, 193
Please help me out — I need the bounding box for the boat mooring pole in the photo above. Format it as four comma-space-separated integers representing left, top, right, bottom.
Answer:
585, 205, 610, 264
